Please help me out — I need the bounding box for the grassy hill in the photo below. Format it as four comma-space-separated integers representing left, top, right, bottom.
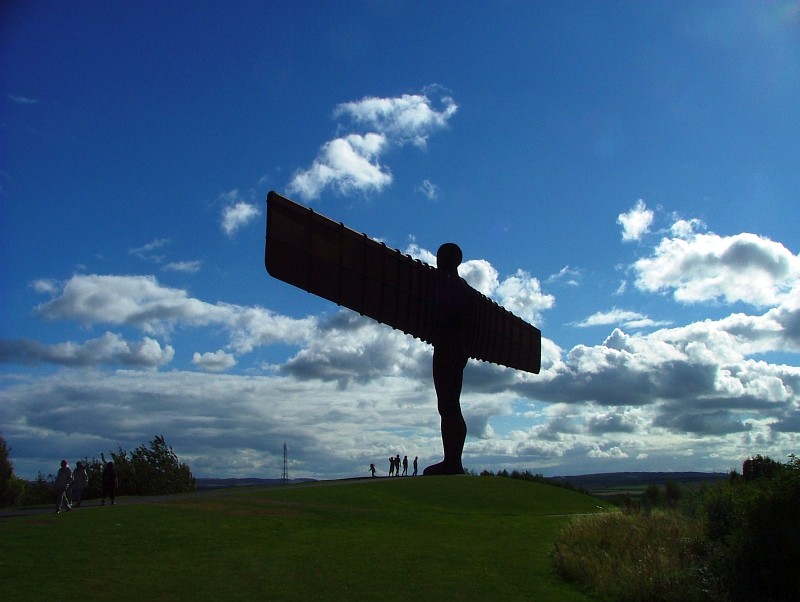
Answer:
1, 476, 604, 601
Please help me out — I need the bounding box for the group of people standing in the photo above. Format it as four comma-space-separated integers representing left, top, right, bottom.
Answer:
369, 454, 418, 477
54, 459, 118, 513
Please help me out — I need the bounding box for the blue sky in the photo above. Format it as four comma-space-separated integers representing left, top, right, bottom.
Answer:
2, 1, 799, 480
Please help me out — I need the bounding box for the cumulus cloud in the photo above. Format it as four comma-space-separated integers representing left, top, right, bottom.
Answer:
634, 229, 800, 306
280, 312, 430, 388
7, 212, 799, 480
32, 274, 316, 351
618, 199, 654, 241
192, 350, 236, 372
516, 311, 800, 443
287, 134, 392, 199
0, 332, 174, 368
334, 90, 458, 147
288, 88, 457, 200
220, 190, 261, 236
495, 270, 555, 325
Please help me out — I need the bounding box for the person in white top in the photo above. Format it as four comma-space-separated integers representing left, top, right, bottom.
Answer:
54, 459, 73, 513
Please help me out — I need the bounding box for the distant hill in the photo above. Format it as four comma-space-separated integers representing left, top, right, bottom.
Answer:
195, 477, 316, 490
550, 471, 727, 492
197, 471, 727, 492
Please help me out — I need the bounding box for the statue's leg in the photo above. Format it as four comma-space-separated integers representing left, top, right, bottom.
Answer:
424, 348, 468, 476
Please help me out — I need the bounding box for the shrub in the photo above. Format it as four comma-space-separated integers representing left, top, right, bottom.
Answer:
698, 455, 800, 601
20, 472, 57, 506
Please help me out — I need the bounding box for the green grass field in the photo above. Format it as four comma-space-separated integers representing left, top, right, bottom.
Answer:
1, 476, 605, 601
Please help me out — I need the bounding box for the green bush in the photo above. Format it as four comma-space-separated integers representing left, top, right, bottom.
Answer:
698, 455, 799, 601
553, 454, 798, 602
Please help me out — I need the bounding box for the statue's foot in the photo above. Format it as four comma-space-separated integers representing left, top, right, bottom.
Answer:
423, 461, 464, 476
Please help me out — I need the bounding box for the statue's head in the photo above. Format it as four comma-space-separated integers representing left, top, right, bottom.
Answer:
437, 243, 462, 274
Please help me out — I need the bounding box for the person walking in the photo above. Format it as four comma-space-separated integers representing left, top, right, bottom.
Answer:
71, 461, 88, 507
388, 456, 395, 477
402, 456, 408, 476
369, 463, 376, 477
54, 459, 73, 513
101, 461, 118, 505
413, 456, 419, 476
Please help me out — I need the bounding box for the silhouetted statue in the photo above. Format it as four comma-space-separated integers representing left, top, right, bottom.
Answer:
265, 192, 541, 476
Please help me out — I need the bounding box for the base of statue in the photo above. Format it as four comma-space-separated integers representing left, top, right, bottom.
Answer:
423, 461, 465, 476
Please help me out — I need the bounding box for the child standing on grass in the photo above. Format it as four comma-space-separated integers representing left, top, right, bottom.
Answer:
54, 459, 72, 513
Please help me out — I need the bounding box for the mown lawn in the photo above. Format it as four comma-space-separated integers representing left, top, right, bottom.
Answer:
1, 476, 604, 601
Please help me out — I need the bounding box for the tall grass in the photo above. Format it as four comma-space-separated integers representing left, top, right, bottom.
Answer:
552, 510, 717, 602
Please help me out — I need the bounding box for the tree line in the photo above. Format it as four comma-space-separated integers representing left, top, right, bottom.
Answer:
0, 434, 195, 507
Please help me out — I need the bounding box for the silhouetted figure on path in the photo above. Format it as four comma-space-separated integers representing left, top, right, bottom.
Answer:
413, 456, 418, 477
72, 461, 88, 507
369, 463, 376, 477
394, 454, 401, 477
388, 457, 395, 477
54, 459, 73, 513
402, 456, 408, 476
101, 461, 118, 506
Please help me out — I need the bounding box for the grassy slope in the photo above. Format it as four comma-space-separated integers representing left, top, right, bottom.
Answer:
1, 476, 603, 601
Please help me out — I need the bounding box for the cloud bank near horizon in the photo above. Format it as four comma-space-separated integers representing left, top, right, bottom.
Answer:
2, 200, 798, 479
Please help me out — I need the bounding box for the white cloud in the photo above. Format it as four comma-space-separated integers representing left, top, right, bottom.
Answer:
574, 308, 646, 327
0, 332, 174, 368
221, 199, 261, 237
130, 240, 201, 273
32, 274, 316, 351
670, 218, 705, 239
546, 265, 582, 286
417, 179, 439, 200
495, 270, 555, 325
573, 307, 670, 330
459, 259, 500, 296
634, 229, 800, 306
288, 134, 392, 199
163, 260, 202, 273
6, 226, 799, 480
287, 88, 457, 200
617, 199, 654, 242
334, 91, 458, 147
219, 190, 261, 237
192, 350, 236, 372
